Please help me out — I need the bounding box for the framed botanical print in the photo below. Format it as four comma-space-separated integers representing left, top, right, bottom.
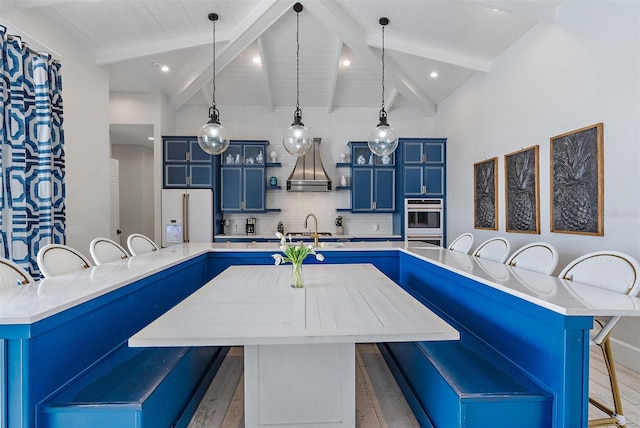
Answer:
550, 123, 604, 235
505, 145, 540, 234
474, 157, 498, 230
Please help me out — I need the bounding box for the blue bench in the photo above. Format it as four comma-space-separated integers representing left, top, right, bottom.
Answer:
38, 344, 228, 428
380, 332, 552, 428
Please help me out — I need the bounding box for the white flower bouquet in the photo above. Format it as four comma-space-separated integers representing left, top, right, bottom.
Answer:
272, 232, 324, 287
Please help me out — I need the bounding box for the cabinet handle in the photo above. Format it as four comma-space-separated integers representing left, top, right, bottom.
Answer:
186, 152, 191, 162
422, 185, 426, 194
187, 176, 191, 186
422, 153, 426, 163
241, 201, 245, 210
372, 201, 376, 210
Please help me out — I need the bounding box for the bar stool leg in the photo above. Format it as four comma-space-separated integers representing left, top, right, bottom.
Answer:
588, 337, 626, 427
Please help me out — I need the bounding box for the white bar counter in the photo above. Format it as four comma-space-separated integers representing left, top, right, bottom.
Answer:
3, 242, 638, 327
406, 246, 640, 316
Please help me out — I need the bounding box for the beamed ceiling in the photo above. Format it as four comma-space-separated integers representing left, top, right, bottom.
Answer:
2, 0, 563, 117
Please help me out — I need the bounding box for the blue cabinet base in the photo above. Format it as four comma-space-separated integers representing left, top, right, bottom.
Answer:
39, 345, 228, 428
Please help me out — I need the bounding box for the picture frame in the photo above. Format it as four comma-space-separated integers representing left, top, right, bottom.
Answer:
550, 123, 604, 236
505, 145, 540, 234
474, 157, 498, 230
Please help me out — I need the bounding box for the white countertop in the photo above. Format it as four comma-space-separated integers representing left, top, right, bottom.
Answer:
129, 264, 459, 347
1, 243, 639, 326
406, 246, 640, 317
214, 234, 402, 240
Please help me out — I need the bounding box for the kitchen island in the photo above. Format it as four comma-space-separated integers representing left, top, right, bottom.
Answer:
1, 242, 639, 427
130, 263, 458, 427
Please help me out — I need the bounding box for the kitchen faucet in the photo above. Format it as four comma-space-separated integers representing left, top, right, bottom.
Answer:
304, 213, 319, 247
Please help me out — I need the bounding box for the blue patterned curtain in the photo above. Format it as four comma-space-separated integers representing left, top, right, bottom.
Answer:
0, 26, 65, 279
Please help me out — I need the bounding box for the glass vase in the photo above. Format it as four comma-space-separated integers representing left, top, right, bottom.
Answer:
291, 262, 304, 288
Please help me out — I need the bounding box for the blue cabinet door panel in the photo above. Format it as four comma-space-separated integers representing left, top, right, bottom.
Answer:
165, 140, 188, 162
189, 141, 212, 162
375, 169, 395, 211
165, 165, 188, 187
403, 142, 423, 164
352, 168, 373, 211
221, 168, 242, 211
403, 167, 425, 196
189, 165, 213, 187
423, 143, 444, 164
244, 168, 265, 211
425, 167, 444, 196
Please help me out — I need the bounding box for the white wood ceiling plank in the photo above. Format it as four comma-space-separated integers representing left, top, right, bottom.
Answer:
473, 0, 559, 23
15, 0, 69, 8
303, 0, 436, 116
169, 0, 295, 111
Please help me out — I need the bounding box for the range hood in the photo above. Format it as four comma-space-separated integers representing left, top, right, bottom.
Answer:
286, 138, 332, 192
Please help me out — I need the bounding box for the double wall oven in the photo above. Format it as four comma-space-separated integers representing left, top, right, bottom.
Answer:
404, 198, 444, 247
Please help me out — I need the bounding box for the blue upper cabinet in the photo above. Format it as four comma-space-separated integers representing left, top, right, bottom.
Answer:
400, 138, 446, 197
163, 137, 214, 188
349, 141, 396, 212
220, 140, 268, 212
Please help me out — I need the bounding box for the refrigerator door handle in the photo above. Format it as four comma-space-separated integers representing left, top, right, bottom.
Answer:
182, 193, 190, 242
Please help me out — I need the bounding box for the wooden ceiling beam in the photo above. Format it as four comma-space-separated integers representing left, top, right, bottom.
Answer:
169, 0, 294, 111
96, 31, 233, 65
256, 37, 274, 112
367, 34, 491, 73
326, 40, 343, 114
304, 0, 436, 116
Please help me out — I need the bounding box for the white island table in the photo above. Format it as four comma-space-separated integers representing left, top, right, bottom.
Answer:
129, 263, 458, 428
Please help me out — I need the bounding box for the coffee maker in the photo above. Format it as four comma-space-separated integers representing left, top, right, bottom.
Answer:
246, 218, 256, 236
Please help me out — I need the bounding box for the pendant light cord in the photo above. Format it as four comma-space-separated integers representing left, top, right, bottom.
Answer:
211, 17, 217, 109
380, 24, 386, 114
295, 9, 301, 114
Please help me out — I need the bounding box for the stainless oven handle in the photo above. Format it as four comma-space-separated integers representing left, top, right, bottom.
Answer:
406, 206, 443, 211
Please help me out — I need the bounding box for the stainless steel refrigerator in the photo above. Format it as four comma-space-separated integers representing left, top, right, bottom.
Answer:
161, 189, 213, 247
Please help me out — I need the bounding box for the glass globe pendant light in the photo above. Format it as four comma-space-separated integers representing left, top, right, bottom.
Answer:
283, 3, 313, 157
197, 13, 230, 155
368, 17, 398, 157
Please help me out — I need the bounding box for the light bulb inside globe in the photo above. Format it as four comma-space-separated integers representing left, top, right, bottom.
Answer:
283, 110, 313, 157
368, 111, 398, 156
197, 108, 230, 155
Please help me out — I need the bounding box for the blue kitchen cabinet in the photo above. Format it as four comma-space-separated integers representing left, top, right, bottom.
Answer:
350, 142, 395, 212
163, 137, 214, 188
220, 140, 268, 212
401, 138, 445, 197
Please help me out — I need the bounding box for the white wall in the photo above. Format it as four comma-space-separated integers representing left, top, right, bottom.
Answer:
175, 105, 434, 236
111, 145, 155, 240
110, 91, 175, 244
3, 9, 111, 255
434, 1, 640, 369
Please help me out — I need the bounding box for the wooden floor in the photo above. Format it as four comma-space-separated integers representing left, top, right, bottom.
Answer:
188, 345, 640, 428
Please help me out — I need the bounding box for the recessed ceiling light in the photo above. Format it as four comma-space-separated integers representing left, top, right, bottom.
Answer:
430, 71, 438, 78
148, 137, 154, 141
252, 56, 261, 65
493, 8, 499, 12
342, 59, 351, 67
160, 65, 170, 72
